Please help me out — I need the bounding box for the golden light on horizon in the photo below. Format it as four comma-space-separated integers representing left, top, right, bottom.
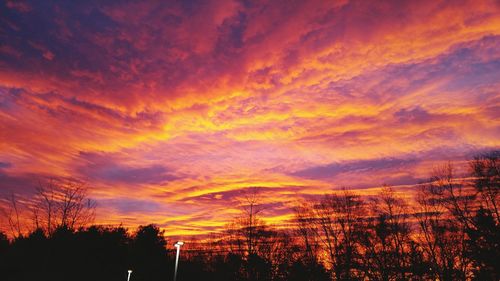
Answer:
0, 0, 499, 237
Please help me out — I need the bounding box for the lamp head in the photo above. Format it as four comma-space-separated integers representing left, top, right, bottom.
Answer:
128, 270, 133, 273
175, 241, 184, 247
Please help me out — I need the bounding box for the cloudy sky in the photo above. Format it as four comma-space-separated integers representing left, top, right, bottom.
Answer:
1, 0, 499, 236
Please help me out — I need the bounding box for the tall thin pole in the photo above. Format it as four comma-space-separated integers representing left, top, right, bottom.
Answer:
127, 270, 132, 281
174, 245, 180, 281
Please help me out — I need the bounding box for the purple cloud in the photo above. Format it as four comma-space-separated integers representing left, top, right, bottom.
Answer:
292, 158, 418, 180
78, 152, 181, 184
98, 197, 162, 214
394, 107, 432, 124
0, 162, 12, 169
0, 171, 39, 195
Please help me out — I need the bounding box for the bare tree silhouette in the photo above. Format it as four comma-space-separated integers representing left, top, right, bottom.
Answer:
470, 151, 499, 223
32, 178, 96, 235
239, 187, 266, 256
1, 152, 498, 281
0, 193, 24, 238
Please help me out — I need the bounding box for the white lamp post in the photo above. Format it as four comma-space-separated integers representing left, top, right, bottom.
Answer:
127, 270, 132, 281
173, 241, 184, 281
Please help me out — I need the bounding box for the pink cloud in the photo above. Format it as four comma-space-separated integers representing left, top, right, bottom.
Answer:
0, 0, 499, 236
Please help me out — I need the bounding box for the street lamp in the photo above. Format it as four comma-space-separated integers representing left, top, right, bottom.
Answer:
173, 241, 184, 281
127, 270, 132, 281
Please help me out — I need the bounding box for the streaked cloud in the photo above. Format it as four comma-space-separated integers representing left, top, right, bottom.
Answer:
0, 0, 499, 237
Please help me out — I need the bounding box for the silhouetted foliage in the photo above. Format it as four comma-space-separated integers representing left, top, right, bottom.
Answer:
466, 208, 500, 281
2, 152, 499, 280
288, 259, 331, 281
130, 224, 170, 281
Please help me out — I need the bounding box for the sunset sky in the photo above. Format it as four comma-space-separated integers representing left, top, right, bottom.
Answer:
1, 0, 499, 237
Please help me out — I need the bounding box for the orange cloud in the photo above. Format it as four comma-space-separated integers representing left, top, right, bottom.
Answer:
0, 0, 499, 237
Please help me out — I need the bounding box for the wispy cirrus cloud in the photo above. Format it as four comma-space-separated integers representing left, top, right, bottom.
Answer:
0, 0, 499, 237
292, 158, 419, 180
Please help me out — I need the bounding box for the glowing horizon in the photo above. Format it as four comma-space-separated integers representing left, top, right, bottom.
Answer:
1, 0, 499, 237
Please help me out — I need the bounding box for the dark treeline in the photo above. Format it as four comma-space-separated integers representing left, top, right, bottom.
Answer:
0, 152, 498, 281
